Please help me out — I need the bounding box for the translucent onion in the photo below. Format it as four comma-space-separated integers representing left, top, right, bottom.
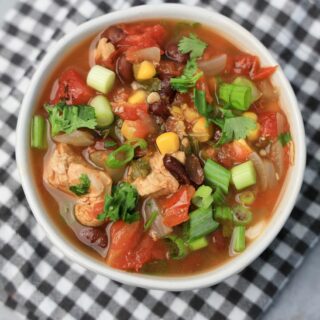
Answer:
142, 197, 172, 240
128, 47, 161, 63
276, 112, 286, 134
53, 130, 94, 147
249, 152, 268, 191
270, 141, 284, 179
263, 159, 277, 188
198, 54, 227, 76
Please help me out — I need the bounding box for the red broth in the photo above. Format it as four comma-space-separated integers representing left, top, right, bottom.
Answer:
30, 20, 291, 276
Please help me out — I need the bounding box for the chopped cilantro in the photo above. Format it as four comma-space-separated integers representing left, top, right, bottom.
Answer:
97, 182, 140, 223
216, 117, 257, 146
104, 140, 117, 148
170, 58, 203, 93
69, 174, 90, 196
278, 132, 292, 146
178, 33, 207, 59
45, 101, 97, 136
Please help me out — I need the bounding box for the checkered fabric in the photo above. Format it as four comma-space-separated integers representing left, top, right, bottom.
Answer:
0, 0, 319, 319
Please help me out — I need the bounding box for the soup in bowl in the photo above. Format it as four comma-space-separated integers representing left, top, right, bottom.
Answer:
16, 4, 305, 291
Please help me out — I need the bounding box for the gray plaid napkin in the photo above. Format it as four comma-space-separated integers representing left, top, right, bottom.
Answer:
0, 0, 319, 319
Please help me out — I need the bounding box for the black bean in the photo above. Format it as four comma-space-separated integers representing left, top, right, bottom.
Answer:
102, 26, 124, 44
163, 155, 190, 185
148, 101, 171, 119
116, 54, 134, 84
165, 43, 189, 64
185, 154, 204, 186
160, 77, 176, 103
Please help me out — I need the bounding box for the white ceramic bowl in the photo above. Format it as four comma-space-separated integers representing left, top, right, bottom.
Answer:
16, 4, 305, 291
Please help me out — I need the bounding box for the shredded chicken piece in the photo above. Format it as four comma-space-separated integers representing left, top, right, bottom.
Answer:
165, 117, 186, 139
44, 144, 112, 227
132, 151, 185, 197
94, 37, 115, 62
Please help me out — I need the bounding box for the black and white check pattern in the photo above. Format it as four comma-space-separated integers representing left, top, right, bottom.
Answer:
0, 0, 319, 319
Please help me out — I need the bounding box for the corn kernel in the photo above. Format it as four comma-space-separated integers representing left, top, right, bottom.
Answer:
146, 92, 160, 104
128, 90, 147, 104
121, 120, 136, 140
243, 112, 258, 121
156, 132, 180, 154
183, 108, 200, 123
192, 117, 213, 142
247, 123, 261, 141
170, 106, 183, 118
133, 61, 156, 81
236, 139, 252, 152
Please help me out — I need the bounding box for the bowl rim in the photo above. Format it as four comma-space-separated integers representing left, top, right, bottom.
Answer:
16, 3, 306, 291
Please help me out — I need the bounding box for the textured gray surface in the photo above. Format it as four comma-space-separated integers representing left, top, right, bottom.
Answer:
0, 1, 319, 320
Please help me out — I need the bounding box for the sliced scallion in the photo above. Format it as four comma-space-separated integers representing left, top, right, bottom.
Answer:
231, 160, 256, 191
105, 144, 134, 169
204, 159, 231, 194
89, 95, 114, 128
237, 191, 255, 205
188, 236, 208, 251
87, 65, 115, 94
189, 207, 219, 241
214, 206, 233, 222
31, 115, 47, 149
165, 235, 187, 260
232, 225, 246, 253
232, 205, 252, 226
192, 185, 213, 209
212, 187, 225, 205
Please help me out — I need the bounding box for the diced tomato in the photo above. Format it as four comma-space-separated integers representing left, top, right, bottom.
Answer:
106, 221, 167, 271
157, 60, 184, 78
212, 230, 228, 251
113, 103, 148, 120
196, 76, 213, 103
159, 185, 195, 227
251, 66, 277, 81
258, 112, 278, 139
225, 54, 276, 80
216, 140, 252, 168
118, 24, 166, 49
122, 115, 155, 139
51, 69, 94, 105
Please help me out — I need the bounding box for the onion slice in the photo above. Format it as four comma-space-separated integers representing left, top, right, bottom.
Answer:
198, 54, 227, 76
249, 152, 268, 191
142, 197, 172, 240
53, 130, 94, 147
271, 140, 284, 178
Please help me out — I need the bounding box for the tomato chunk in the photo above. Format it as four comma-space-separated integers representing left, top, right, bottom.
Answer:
258, 112, 278, 139
225, 54, 276, 80
106, 221, 167, 271
51, 69, 94, 105
159, 185, 195, 227
216, 140, 252, 168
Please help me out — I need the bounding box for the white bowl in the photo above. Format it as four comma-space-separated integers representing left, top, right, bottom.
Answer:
16, 4, 305, 291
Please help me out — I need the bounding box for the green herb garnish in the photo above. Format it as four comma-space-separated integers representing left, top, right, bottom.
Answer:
104, 140, 117, 148
45, 102, 97, 136
69, 174, 90, 196
97, 182, 139, 223
178, 33, 207, 59
278, 132, 292, 146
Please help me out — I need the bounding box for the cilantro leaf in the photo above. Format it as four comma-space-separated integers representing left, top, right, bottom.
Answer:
178, 33, 208, 59
170, 59, 203, 93
45, 101, 97, 136
97, 182, 140, 223
216, 117, 257, 146
69, 174, 90, 196
278, 132, 292, 146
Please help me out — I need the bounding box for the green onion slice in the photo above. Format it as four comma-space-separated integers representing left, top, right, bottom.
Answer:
31, 115, 47, 149
188, 236, 208, 251
237, 191, 255, 205
189, 207, 219, 241
165, 235, 187, 260
232, 205, 252, 226
126, 138, 148, 150
192, 185, 213, 209
232, 225, 246, 253
105, 144, 134, 169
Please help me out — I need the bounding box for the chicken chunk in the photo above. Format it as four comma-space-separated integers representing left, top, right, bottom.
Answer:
94, 37, 115, 62
132, 151, 185, 197
44, 144, 112, 227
